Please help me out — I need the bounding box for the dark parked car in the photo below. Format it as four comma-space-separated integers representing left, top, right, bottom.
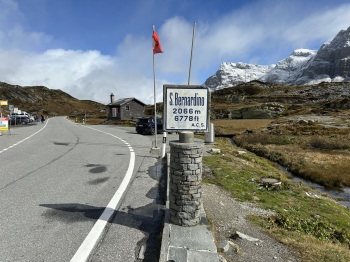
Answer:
136, 117, 163, 135
10, 115, 30, 125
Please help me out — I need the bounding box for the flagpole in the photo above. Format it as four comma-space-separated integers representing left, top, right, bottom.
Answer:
188, 21, 196, 85
153, 54, 158, 148
152, 25, 158, 148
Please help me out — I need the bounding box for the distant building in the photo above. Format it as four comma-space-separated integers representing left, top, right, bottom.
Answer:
107, 93, 146, 120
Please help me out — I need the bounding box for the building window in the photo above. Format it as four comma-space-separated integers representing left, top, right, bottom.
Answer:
126, 105, 130, 111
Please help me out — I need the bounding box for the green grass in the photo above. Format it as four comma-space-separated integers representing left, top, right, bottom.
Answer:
203, 137, 350, 262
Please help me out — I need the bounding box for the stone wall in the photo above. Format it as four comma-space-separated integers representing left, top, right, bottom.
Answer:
169, 142, 203, 226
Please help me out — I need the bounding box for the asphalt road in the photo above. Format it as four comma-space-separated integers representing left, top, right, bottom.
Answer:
0, 117, 166, 261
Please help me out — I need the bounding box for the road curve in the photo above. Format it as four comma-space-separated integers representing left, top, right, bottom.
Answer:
0, 117, 164, 261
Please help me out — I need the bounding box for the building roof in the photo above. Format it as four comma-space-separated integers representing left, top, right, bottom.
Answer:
108, 97, 146, 106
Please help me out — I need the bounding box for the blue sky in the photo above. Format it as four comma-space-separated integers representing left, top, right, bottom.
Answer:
0, 0, 350, 104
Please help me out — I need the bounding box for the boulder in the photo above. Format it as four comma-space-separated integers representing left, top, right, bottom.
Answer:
240, 103, 284, 119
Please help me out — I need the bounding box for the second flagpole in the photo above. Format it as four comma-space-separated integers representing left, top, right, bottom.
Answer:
188, 21, 196, 85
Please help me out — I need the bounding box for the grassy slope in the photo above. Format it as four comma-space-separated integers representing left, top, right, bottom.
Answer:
205, 82, 350, 261
203, 137, 350, 262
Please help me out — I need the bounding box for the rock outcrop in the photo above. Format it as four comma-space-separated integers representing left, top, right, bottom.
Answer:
295, 27, 350, 85
211, 103, 285, 119
204, 26, 350, 91
210, 81, 350, 119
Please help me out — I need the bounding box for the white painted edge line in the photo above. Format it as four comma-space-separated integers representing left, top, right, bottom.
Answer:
70, 126, 136, 262
0, 120, 49, 154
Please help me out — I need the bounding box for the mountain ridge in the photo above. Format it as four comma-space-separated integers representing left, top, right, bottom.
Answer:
0, 81, 107, 119
205, 26, 350, 90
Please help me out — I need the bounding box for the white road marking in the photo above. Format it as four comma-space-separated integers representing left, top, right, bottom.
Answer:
70, 125, 136, 262
0, 120, 49, 154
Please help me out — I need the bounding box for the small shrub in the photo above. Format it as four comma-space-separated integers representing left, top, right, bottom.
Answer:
236, 133, 291, 146
308, 137, 350, 151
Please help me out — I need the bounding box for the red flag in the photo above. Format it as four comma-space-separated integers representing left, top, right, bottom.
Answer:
152, 29, 163, 54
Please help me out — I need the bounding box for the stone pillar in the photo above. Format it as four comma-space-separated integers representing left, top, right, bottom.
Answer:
169, 132, 203, 226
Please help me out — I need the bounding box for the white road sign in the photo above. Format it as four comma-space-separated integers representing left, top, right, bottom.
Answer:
163, 85, 209, 132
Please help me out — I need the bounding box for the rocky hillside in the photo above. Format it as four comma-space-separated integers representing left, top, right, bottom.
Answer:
295, 27, 350, 85
0, 81, 107, 119
1, 79, 349, 124
210, 80, 350, 119
205, 26, 350, 90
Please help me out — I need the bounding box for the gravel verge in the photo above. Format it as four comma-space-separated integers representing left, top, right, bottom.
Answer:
202, 183, 301, 262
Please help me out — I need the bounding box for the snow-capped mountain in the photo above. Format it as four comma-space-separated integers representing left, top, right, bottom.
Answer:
261, 49, 317, 84
295, 27, 350, 85
205, 26, 350, 91
204, 62, 274, 90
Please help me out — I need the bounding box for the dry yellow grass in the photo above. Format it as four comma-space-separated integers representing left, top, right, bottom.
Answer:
263, 144, 350, 187
217, 117, 350, 188
212, 119, 273, 135
273, 230, 350, 262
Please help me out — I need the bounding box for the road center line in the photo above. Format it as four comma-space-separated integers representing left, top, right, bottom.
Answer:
70, 125, 136, 262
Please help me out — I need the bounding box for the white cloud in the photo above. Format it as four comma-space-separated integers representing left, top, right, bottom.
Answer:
0, 0, 52, 50
283, 4, 350, 47
158, 17, 194, 74
1, 0, 350, 106
0, 48, 162, 104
